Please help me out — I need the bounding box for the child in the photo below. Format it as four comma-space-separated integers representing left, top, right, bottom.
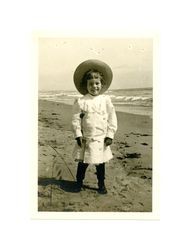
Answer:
72, 59, 117, 194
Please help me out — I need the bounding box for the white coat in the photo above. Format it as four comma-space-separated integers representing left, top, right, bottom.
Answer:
72, 94, 118, 164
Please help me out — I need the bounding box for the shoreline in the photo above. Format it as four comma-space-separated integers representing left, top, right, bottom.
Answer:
38, 99, 152, 212
38, 98, 153, 118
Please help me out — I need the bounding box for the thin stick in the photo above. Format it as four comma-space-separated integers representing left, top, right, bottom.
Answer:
50, 156, 57, 206
49, 145, 76, 181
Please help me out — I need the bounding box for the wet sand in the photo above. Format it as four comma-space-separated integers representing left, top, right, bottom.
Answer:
38, 99, 152, 212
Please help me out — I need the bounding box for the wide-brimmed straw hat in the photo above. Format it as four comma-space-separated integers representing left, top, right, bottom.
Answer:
73, 59, 113, 95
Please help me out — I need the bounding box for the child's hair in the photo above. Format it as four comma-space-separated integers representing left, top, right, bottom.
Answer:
81, 69, 105, 90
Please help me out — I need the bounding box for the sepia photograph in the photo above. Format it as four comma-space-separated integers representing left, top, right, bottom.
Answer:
2, 0, 191, 249
37, 37, 155, 215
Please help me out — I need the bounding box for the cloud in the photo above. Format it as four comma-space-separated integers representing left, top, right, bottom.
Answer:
113, 64, 128, 70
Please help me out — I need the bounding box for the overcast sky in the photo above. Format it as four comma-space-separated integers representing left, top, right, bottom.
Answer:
38, 37, 153, 91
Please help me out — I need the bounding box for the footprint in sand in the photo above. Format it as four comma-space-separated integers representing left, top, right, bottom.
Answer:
116, 152, 141, 160
125, 153, 141, 158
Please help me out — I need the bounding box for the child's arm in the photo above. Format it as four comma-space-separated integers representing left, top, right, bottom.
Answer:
72, 98, 83, 140
106, 96, 118, 140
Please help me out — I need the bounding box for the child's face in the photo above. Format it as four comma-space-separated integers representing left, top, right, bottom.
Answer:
87, 73, 103, 96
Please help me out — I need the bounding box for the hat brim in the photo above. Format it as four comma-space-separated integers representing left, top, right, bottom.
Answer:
73, 59, 113, 95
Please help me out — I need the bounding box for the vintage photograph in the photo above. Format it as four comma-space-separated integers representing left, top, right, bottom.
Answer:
38, 37, 153, 213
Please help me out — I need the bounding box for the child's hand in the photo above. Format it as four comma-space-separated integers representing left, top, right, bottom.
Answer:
104, 137, 113, 146
76, 137, 83, 147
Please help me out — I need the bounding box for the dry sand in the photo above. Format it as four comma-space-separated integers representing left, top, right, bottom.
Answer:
38, 100, 152, 212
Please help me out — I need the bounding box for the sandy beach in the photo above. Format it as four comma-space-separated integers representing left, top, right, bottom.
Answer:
38, 99, 152, 212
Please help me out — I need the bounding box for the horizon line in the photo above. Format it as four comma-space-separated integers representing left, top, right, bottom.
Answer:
39, 86, 153, 92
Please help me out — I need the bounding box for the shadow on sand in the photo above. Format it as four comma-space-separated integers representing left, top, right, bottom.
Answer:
38, 177, 98, 193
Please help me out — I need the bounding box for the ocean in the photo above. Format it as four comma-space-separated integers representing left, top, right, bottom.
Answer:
39, 88, 153, 117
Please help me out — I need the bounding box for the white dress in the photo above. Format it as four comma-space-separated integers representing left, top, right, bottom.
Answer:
72, 94, 118, 164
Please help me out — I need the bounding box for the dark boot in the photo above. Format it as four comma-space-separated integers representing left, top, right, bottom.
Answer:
76, 162, 88, 191
96, 163, 107, 194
